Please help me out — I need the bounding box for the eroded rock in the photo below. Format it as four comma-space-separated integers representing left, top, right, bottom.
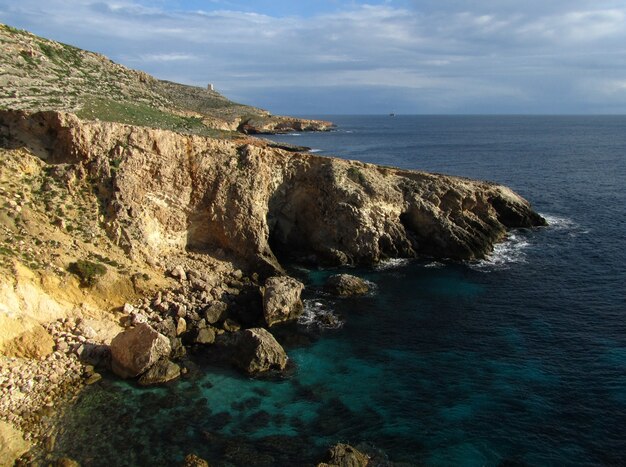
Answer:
110, 323, 171, 378
324, 274, 370, 297
229, 328, 287, 374
0, 421, 31, 467
317, 443, 370, 467
138, 358, 181, 386
262, 276, 304, 326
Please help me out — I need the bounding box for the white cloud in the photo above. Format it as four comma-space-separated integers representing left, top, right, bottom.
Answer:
1, 0, 626, 112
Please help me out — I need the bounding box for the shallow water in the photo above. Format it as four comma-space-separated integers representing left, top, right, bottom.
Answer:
55, 116, 626, 466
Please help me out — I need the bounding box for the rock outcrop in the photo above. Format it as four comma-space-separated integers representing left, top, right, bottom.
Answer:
109, 323, 171, 378
0, 110, 545, 275
261, 276, 305, 326
324, 274, 370, 297
0, 421, 31, 467
239, 116, 334, 134
317, 443, 370, 467
137, 357, 181, 386
227, 328, 288, 374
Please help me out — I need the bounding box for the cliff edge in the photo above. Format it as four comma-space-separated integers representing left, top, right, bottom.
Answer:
1, 109, 545, 275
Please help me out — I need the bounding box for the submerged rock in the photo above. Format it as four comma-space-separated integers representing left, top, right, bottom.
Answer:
324, 274, 370, 297
262, 276, 305, 326
317, 443, 370, 467
229, 328, 288, 374
182, 453, 209, 467
110, 323, 171, 378
138, 358, 181, 386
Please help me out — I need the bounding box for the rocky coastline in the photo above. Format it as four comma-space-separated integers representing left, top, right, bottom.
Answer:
0, 24, 547, 466
0, 108, 545, 465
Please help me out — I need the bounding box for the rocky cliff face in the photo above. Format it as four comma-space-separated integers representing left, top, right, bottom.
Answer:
1, 109, 545, 276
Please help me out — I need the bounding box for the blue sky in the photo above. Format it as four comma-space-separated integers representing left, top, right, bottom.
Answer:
2, 1, 626, 114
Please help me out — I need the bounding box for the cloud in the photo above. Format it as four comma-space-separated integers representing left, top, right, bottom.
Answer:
1, 0, 626, 113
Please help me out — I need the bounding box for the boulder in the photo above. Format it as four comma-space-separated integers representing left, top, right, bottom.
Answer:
324, 274, 370, 297
317, 443, 370, 467
204, 301, 228, 324
110, 323, 171, 378
262, 276, 304, 327
171, 265, 187, 281
176, 317, 187, 336
182, 454, 209, 467
196, 327, 216, 344
230, 328, 287, 374
138, 358, 181, 386
0, 421, 31, 467
222, 318, 241, 332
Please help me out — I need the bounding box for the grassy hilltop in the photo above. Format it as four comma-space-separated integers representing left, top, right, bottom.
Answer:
0, 23, 325, 137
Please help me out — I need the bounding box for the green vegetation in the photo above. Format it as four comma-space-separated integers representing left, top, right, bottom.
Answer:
347, 167, 367, 185
68, 259, 107, 287
76, 97, 229, 136
39, 42, 84, 68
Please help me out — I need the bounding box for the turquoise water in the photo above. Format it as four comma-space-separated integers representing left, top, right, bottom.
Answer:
55, 116, 626, 466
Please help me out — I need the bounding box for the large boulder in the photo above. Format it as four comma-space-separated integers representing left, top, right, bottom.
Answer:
230, 328, 288, 374
317, 443, 370, 467
262, 276, 304, 326
138, 358, 181, 386
110, 323, 171, 378
324, 274, 370, 297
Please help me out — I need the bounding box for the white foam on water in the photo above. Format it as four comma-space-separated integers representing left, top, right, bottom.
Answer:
472, 232, 530, 271
364, 279, 378, 296
298, 299, 344, 329
375, 258, 410, 270
424, 261, 444, 268
542, 214, 578, 231
285, 133, 301, 136
309, 149, 322, 153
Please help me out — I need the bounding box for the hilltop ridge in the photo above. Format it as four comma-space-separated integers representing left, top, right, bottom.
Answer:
0, 24, 333, 136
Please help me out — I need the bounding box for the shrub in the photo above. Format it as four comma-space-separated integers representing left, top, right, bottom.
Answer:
68, 259, 106, 287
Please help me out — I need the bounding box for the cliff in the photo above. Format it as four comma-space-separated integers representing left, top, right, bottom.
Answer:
1, 109, 544, 276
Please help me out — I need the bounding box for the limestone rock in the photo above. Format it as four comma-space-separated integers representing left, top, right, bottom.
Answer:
222, 319, 241, 332
317, 443, 370, 467
0, 110, 545, 274
230, 328, 287, 374
1, 325, 55, 359
324, 274, 370, 297
176, 317, 187, 336
0, 421, 31, 467
204, 302, 227, 324
182, 454, 209, 467
138, 358, 181, 386
171, 265, 187, 281
196, 327, 216, 345
262, 276, 304, 327
110, 323, 171, 378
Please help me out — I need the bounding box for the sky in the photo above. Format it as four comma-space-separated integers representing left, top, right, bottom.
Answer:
2, 0, 626, 114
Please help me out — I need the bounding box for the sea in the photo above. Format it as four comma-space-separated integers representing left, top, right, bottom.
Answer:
53, 116, 626, 466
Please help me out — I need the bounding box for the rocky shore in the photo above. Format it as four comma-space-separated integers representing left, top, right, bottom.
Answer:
0, 23, 547, 466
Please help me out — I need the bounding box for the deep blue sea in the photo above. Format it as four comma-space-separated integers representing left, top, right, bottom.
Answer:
56, 116, 626, 466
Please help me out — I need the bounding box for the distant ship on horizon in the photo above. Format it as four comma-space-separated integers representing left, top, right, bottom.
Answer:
389, 113, 395, 117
